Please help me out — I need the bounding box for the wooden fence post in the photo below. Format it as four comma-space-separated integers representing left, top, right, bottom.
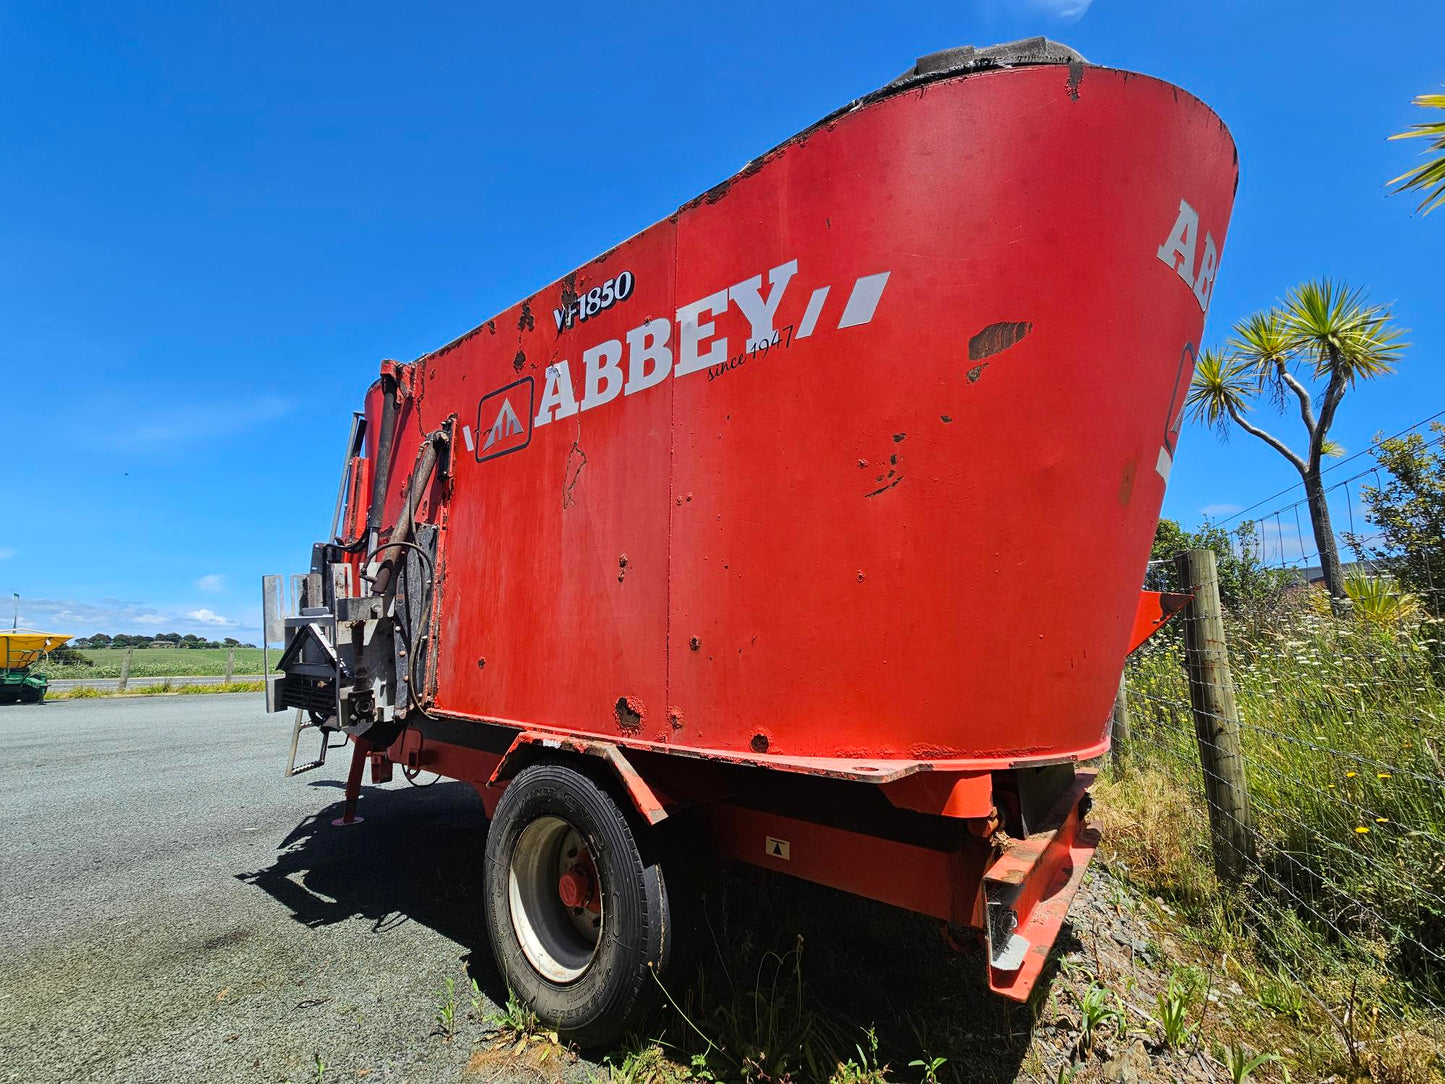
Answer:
1110, 671, 1130, 772
225, 647, 236, 686
1175, 548, 1255, 882
118, 647, 133, 693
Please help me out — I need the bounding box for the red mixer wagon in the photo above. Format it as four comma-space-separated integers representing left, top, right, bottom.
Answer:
263, 38, 1234, 1042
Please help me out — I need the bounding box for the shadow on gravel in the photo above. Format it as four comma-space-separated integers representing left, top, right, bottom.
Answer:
235, 780, 509, 999
239, 781, 1053, 1082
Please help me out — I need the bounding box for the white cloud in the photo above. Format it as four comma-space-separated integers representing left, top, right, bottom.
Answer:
1200, 503, 1243, 517
21, 598, 163, 629
0, 548, 14, 559
1020, 0, 1094, 20
15, 597, 253, 639
195, 574, 226, 593
187, 608, 238, 628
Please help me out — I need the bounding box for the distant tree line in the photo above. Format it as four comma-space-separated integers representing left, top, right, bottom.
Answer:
1147, 518, 1294, 612
1349, 421, 1445, 618
1149, 419, 1445, 623
70, 633, 257, 649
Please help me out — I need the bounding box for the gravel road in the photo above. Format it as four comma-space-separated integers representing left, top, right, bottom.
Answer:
0, 694, 524, 1084
0, 695, 1189, 1084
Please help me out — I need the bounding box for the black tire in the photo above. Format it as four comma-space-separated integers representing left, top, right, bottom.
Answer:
483, 761, 681, 1046
19, 686, 43, 705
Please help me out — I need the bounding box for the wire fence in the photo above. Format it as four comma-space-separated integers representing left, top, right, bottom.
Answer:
1216, 413, 1445, 578
1114, 547, 1445, 1054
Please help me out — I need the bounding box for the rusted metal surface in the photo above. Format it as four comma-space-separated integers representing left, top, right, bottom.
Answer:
295, 50, 1238, 1008
983, 771, 1100, 1001
350, 63, 1235, 774
489, 731, 671, 825
414, 710, 1109, 781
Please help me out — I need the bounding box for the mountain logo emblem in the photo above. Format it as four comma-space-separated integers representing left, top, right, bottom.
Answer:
474, 377, 534, 463
483, 397, 524, 451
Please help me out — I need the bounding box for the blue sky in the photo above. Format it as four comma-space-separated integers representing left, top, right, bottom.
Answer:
2, 1, 1442, 639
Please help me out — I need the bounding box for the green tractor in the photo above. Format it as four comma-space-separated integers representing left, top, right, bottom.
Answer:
0, 631, 71, 704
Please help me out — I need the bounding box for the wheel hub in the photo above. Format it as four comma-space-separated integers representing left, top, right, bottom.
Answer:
508, 817, 605, 983
557, 867, 592, 910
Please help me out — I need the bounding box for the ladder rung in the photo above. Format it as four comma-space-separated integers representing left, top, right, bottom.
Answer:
285, 708, 331, 778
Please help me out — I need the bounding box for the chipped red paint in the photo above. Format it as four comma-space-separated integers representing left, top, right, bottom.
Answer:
489, 731, 671, 825
359, 64, 1235, 773
984, 773, 1101, 1000
341, 58, 1237, 1005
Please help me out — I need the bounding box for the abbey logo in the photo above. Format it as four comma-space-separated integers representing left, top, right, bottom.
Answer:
1156, 198, 1223, 314
468, 377, 534, 463
464, 255, 891, 466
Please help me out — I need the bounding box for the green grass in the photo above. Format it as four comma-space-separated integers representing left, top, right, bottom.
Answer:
1099, 589, 1445, 1079
565, 862, 1369, 1084
584, 872, 979, 1084
47, 680, 265, 700
40, 646, 269, 679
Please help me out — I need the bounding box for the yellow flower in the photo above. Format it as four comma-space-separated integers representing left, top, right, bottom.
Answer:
1346, 771, 1358, 779
1378, 773, 1391, 779
1375, 817, 1388, 824
1327, 784, 1336, 790
1356, 826, 1370, 834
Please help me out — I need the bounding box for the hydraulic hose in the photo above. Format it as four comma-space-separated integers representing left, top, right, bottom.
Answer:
362, 419, 450, 723
365, 371, 400, 556
369, 429, 446, 597
360, 538, 438, 722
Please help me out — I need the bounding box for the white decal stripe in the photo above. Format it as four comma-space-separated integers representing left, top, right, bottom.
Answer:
836, 272, 890, 329
796, 286, 829, 339
1155, 447, 1173, 482
461, 425, 475, 452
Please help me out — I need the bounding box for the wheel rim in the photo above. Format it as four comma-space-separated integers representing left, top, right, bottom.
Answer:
507, 815, 603, 983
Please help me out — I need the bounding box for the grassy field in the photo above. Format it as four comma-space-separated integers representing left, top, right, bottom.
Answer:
1092, 587, 1445, 1081
50, 680, 266, 699
1110, 593, 1445, 1004
581, 589, 1445, 1084
42, 646, 268, 679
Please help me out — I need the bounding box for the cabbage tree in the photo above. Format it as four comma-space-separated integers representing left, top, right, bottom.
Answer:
1187, 280, 1406, 601
1389, 90, 1445, 215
